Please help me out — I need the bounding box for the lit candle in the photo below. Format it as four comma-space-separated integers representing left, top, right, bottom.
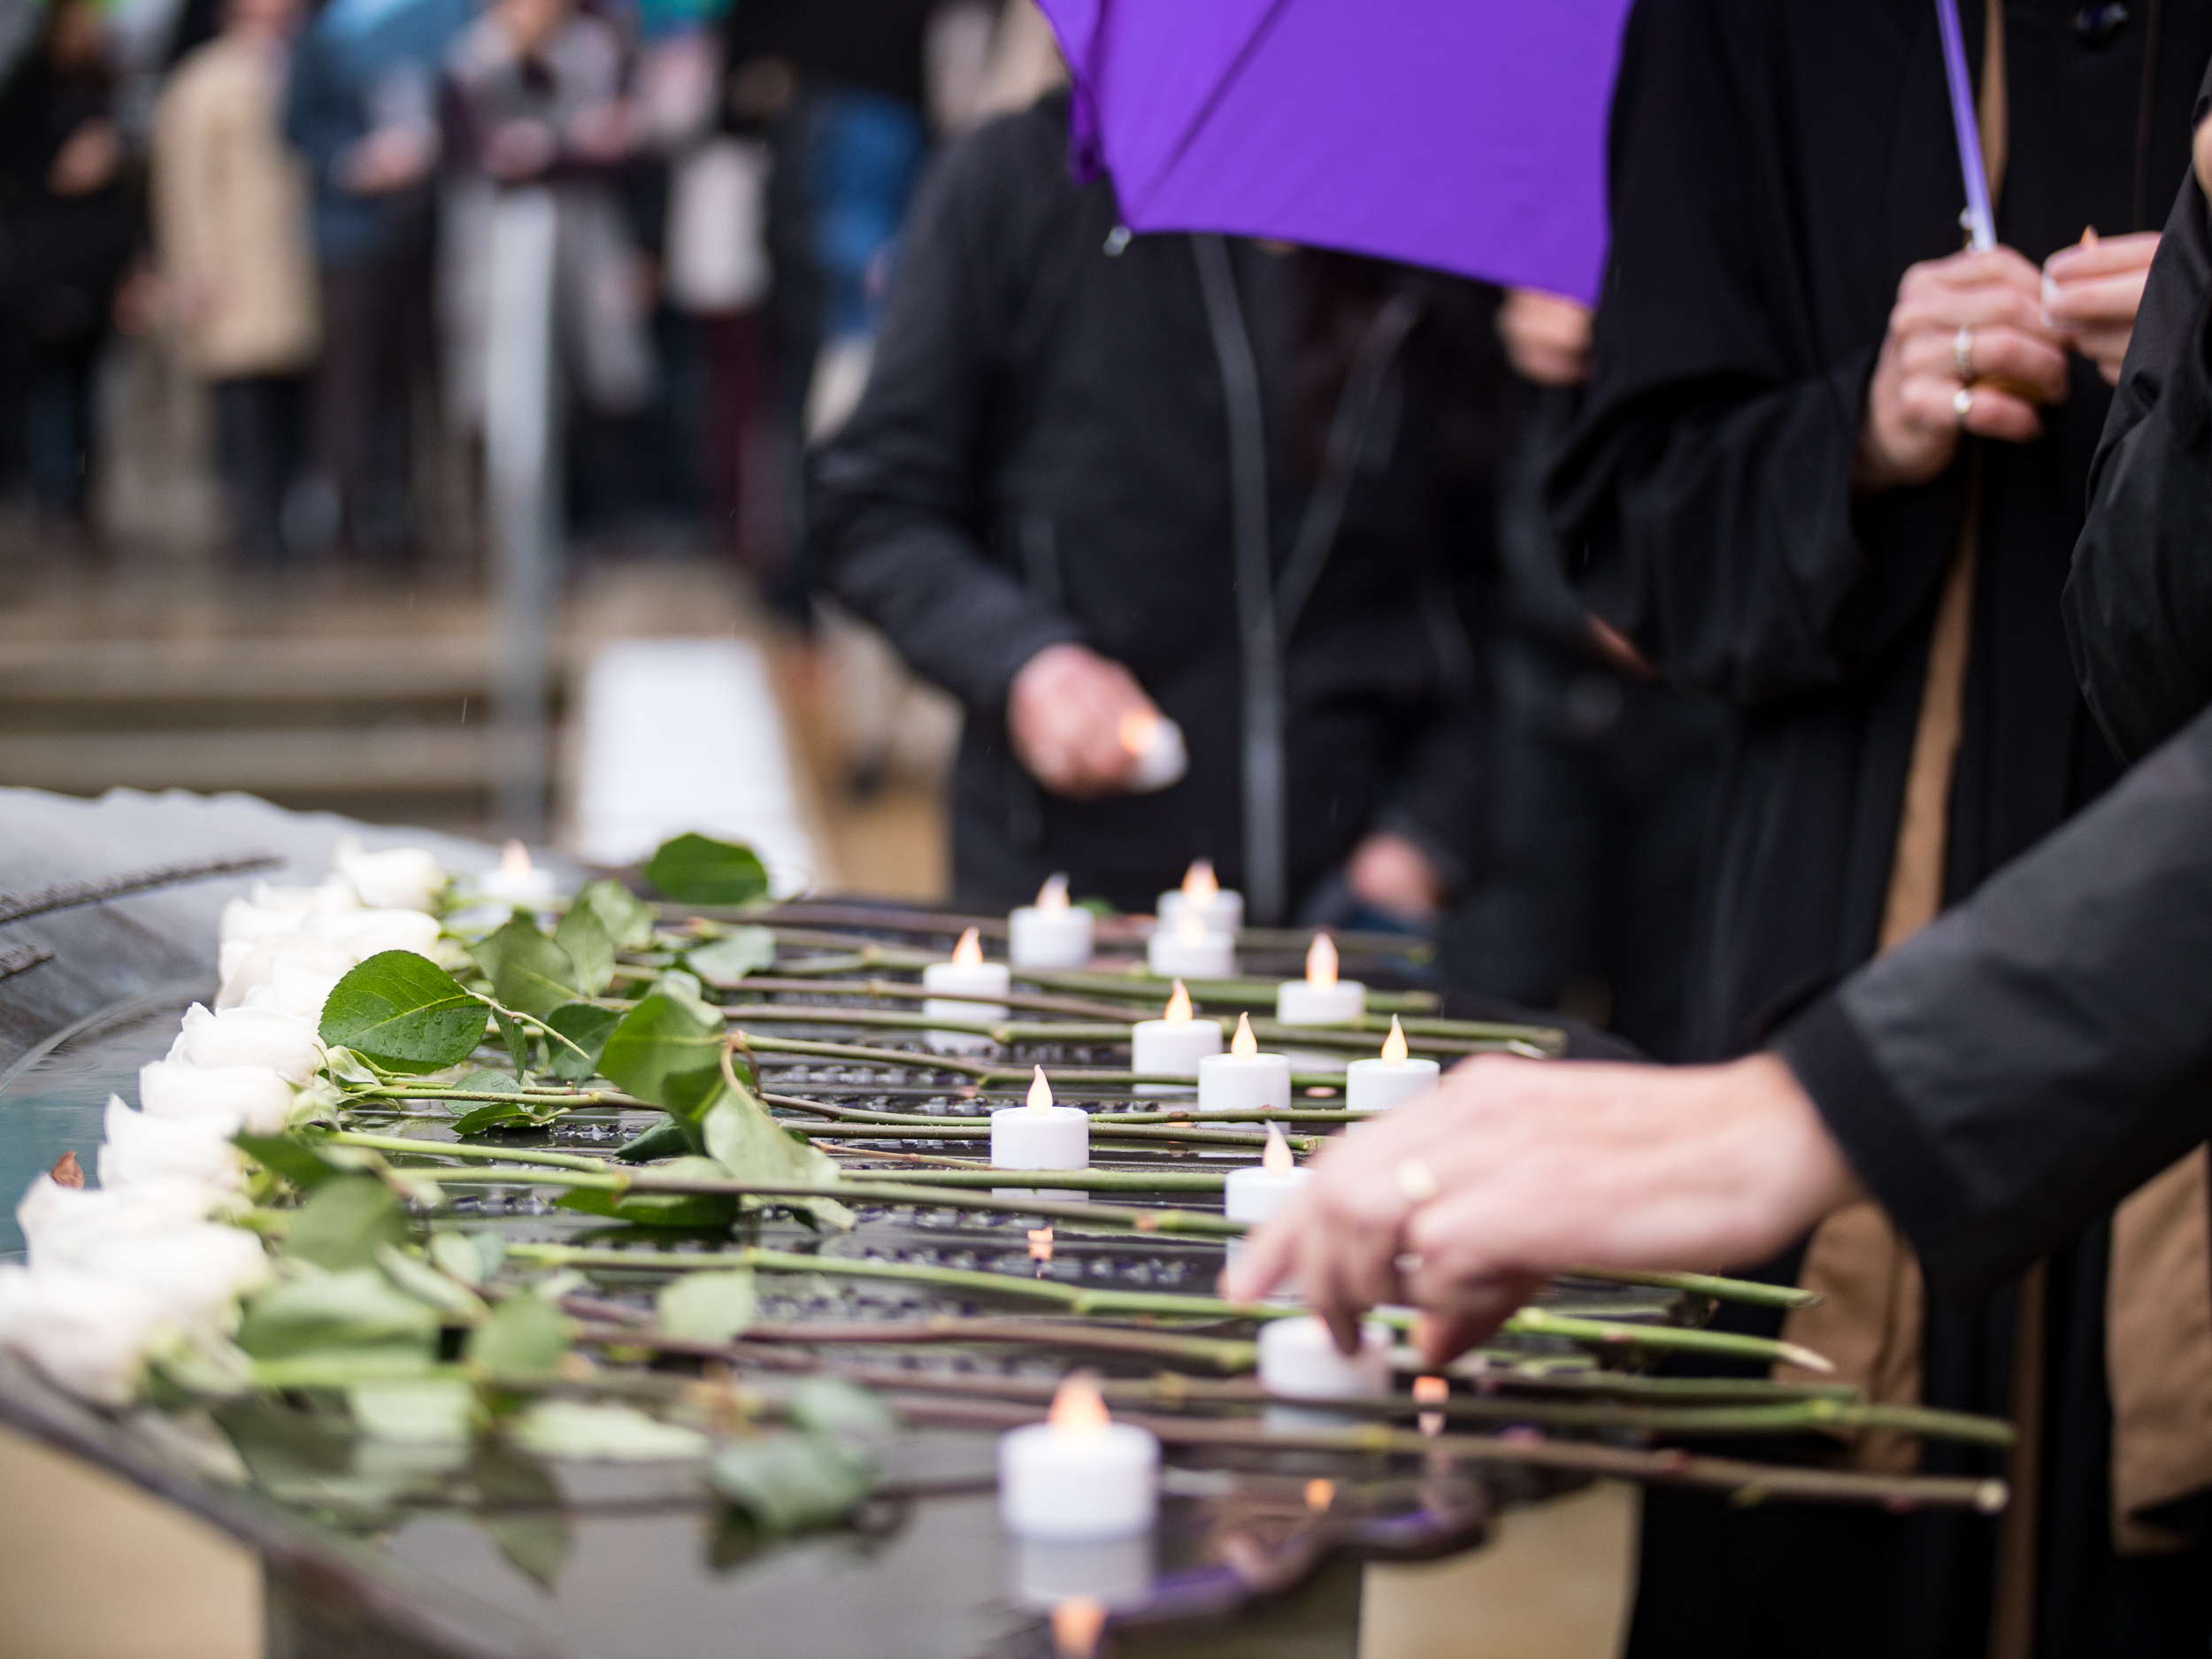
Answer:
1345, 1016, 1440, 1113
1146, 908, 1235, 980
1156, 857, 1242, 936
1258, 1315, 1393, 1402
1275, 933, 1365, 1025
1127, 979, 1221, 1087
1009, 873, 1094, 969
924, 926, 1010, 1053
992, 1067, 1090, 1175
1118, 709, 1188, 795
999, 1373, 1160, 1540
474, 840, 557, 906
1224, 1122, 1310, 1287
1196, 1013, 1290, 1114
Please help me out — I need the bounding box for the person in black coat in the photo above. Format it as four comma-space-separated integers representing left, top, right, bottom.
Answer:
810, 92, 1499, 925
1546, 2, 2212, 1655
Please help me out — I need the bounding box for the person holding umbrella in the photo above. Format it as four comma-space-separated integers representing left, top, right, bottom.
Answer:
1540, 1, 2211, 1655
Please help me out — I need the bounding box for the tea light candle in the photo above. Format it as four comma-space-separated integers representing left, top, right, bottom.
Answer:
1147, 910, 1235, 980
1346, 1016, 1440, 1113
1010, 874, 1094, 969
992, 1067, 1090, 1175
1224, 1122, 1310, 1224
1128, 979, 1221, 1083
1197, 1013, 1290, 1113
1000, 1374, 1159, 1540
1275, 933, 1365, 1025
474, 839, 557, 905
1156, 857, 1242, 935
1118, 709, 1188, 795
924, 926, 1009, 1050
1259, 1315, 1393, 1402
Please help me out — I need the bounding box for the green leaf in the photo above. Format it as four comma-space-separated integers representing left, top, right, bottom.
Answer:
599, 994, 726, 1123
283, 1175, 409, 1270
374, 1244, 488, 1325
644, 833, 770, 906
701, 1079, 852, 1231
449, 1099, 550, 1135
555, 1156, 737, 1230
319, 951, 489, 1074
553, 904, 616, 998
467, 1291, 572, 1377
491, 1007, 532, 1079
236, 1132, 342, 1191
615, 1116, 691, 1164
657, 1270, 755, 1346
349, 1380, 476, 1444
543, 1002, 621, 1084
470, 918, 580, 1019
473, 1440, 571, 1586
708, 1432, 878, 1535
510, 1401, 709, 1462
236, 1268, 441, 1368
786, 1377, 896, 1440
577, 878, 655, 950
687, 926, 777, 985
427, 1231, 487, 1287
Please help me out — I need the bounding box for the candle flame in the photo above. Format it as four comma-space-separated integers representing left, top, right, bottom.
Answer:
1164, 979, 1192, 1025
1118, 708, 1162, 757
1305, 931, 1338, 991
1231, 1010, 1256, 1058
1028, 1226, 1054, 1265
1381, 1014, 1409, 1066
1415, 1373, 1448, 1438
1026, 1065, 1055, 1115
1304, 1478, 1334, 1511
500, 838, 533, 876
1182, 858, 1217, 902
1036, 873, 1070, 913
1262, 1120, 1294, 1175
951, 926, 983, 966
1050, 1597, 1107, 1659
1048, 1371, 1111, 1436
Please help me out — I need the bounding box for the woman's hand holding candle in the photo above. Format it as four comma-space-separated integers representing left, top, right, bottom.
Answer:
1008, 642, 1163, 799
2042, 228, 2159, 385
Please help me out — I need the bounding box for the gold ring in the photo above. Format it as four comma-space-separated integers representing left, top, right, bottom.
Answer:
1955, 326, 1975, 381
1953, 386, 1975, 426
1394, 1157, 1440, 1205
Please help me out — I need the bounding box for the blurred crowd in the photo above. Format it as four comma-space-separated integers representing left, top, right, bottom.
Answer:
0, 0, 1053, 573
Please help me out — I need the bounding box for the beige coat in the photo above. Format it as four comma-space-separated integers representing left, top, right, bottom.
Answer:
153, 36, 319, 378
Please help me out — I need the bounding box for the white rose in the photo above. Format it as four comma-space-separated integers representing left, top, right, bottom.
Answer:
139, 1060, 296, 1135
335, 836, 447, 912
17, 1171, 236, 1263
0, 1264, 179, 1406
301, 908, 442, 960
215, 935, 357, 1010
71, 1227, 272, 1335
253, 876, 361, 914
168, 1003, 325, 1084
97, 1097, 248, 1192
241, 962, 346, 1027
219, 896, 306, 948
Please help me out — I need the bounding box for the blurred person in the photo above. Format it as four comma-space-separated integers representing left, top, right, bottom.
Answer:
440, 0, 653, 508
1548, 3, 2212, 1655
153, 0, 319, 568
1442, 288, 1728, 1059
811, 89, 1498, 923
0, 0, 139, 535
285, 0, 471, 565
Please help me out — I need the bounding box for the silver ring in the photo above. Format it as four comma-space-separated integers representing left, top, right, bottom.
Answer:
1953, 386, 1975, 426
1394, 1157, 1440, 1206
1955, 326, 1975, 382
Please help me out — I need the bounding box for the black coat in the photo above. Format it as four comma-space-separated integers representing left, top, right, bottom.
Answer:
2066, 61, 2212, 763
1549, 4, 2212, 1655
810, 96, 1498, 918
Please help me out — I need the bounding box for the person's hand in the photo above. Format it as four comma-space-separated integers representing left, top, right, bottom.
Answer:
567, 99, 634, 165
2195, 113, 2212, 200
1855, 247, 2070, 493
1497, 288, 1594, 388
1006, 642, 1159, 799
2043, 231, 2159, 386
1222, 1052, 1864, 1364
1346, 830, 1448, 920
484, 118, 557, 180
48, 118, 119, 196
340, 123, 436, 193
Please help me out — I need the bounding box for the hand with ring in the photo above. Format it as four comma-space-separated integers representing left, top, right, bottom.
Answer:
1855, 247, 2070, 494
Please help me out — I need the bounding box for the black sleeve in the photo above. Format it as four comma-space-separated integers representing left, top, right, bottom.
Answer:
1548, 0, 1957, 708
808, 108, 1087, 713
2063, 112, 2212, 764
1774, 699, 2212, 1298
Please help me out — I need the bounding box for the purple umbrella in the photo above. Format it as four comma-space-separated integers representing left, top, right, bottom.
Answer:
1037, 0, 1634, 303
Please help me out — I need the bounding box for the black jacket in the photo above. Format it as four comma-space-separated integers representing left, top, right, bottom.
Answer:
810, 96, 1498, 918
